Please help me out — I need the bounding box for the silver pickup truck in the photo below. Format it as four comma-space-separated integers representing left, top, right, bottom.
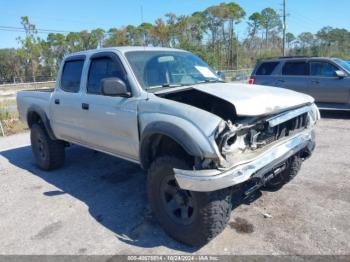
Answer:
17, 47, 319, 246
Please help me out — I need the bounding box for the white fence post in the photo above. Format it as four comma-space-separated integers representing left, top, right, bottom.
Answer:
0, 120, 5, 137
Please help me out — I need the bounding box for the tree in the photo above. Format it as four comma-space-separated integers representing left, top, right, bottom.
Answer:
286, 32, 296, 48
248, 12, 263, 38
260, 8, 281, 48
104, 28, 129, 47
165, 13, 178, 47
223, 2, 246, 68
298, 32, 314, 48
137, 22, 153, 46
45, 33, 67, 75
1, 6, 350, 84
149, 18, 170, 47
247, 12, 263, 51
90, 28, 105, 48
0, 49, 22, 83
316, 26, 350, 56
17, 16, 41, 81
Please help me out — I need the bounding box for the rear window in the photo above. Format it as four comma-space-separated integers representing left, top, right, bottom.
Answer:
282, 61, 309, 76
256, 62, 279, 75
61, 60, 84, 92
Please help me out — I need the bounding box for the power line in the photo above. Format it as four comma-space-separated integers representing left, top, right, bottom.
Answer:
0, 25, 72, 34
0, 25, 122, 38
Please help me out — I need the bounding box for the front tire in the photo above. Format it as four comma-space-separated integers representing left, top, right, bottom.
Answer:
30, 123, 65, 170
148, 156, 232, 247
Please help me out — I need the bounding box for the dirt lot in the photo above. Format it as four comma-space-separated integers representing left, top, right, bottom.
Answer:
0, 111, 349, 255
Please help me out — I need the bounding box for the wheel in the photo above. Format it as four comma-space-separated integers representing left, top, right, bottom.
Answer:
147, 156, 232, 247
30, 123, 65, 170
264, 155, 302, 190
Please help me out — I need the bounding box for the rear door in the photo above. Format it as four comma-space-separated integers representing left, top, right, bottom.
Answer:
309, 60, 350, 103
253, 61, 281, 86
279, 60, 310, 94
50, 56, 85, 142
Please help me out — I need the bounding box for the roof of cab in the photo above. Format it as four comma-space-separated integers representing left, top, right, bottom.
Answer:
64, 46, 187, 59
260, 56, 339, 62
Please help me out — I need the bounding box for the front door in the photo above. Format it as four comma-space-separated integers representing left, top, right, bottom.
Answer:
79, 52, 140, 161
309, 61, 350, 103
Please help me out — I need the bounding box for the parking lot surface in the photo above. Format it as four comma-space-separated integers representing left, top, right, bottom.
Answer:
0, 112, 349, 255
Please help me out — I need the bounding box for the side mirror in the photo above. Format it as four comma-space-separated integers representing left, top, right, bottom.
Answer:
216, 71, 225, 81
335, 70, 346, 78
101, 77, 131, 97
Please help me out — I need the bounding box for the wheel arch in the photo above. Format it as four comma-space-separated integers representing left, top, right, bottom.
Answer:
139, 122, 204, 170
27, 105, 56, 140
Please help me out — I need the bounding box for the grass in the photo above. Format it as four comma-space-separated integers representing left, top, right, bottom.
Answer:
0, 81, 54, 136
0, 119, 28, 136
0, 99, 28, 136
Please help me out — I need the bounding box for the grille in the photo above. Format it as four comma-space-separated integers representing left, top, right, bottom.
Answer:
254, 113, 308, 148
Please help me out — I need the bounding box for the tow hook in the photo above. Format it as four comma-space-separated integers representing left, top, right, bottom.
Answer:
243, 163, 287, 197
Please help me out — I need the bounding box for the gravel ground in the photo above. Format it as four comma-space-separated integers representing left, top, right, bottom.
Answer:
0, 111, 349, 255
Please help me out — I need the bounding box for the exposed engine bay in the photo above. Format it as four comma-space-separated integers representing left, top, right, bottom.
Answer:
157, 88, 238, 122
157, 87, 316, 168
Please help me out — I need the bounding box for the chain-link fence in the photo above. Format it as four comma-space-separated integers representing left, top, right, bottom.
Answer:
219, 68, 253, 83
0, 75, 55, 85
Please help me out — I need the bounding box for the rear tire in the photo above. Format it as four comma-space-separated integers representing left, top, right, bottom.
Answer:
264, 155, 302, 190
30, 123, 65, 170
148, 156, 232, 247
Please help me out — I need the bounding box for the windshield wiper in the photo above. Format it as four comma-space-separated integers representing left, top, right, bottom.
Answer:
147, 83, 190, 89
161, 83, 184, 88
196, 78, 225, 84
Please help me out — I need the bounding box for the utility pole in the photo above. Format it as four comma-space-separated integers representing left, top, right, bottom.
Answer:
140, 5, 146, 46
140, 5, 144, 24
236, 32, 239, 70
282, 0, 286, 56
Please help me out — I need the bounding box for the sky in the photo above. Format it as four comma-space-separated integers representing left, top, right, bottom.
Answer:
1, 0, 350, 48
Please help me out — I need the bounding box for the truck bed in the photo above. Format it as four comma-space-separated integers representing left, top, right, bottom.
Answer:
16, 89, 53, 123
23, 88, 54, 92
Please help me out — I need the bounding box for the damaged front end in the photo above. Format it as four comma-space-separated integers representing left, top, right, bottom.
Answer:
174, 103, 319, 192
215, 103, 319, 168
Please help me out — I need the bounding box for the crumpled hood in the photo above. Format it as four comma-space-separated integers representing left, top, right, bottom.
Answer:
192, 82, 315, 116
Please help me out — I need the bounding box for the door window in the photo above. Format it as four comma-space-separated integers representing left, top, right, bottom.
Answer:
87, 57, 126, 95
310, 62, 338, 77
282, 61, 309, 76
61, 60, 84, 92
256, 62, 279, 75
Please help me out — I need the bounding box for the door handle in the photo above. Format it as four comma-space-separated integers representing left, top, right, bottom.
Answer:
82, 103, 89, 110
277, 79, 285, 83
311, 80, 320, 84
54, 99, 60, 105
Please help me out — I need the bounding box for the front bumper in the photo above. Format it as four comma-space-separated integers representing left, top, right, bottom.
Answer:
174, 129, 315, 192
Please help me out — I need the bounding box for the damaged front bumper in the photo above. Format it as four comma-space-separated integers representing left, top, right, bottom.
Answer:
174, 129, 315, 192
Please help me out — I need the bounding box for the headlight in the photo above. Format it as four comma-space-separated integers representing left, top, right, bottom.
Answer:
216, 120, 227, 136
308, 103, 320, 126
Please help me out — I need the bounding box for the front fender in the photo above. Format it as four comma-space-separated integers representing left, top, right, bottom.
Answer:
139, 113, 220, 169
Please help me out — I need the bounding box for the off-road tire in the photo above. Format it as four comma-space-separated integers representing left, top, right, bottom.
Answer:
264, 155, 302, 191
30, 123, 65, 170
148, 156, 232, 247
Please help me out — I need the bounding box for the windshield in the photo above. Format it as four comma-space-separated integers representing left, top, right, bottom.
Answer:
125, 51, 221, 91
334, 58, 350, 73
